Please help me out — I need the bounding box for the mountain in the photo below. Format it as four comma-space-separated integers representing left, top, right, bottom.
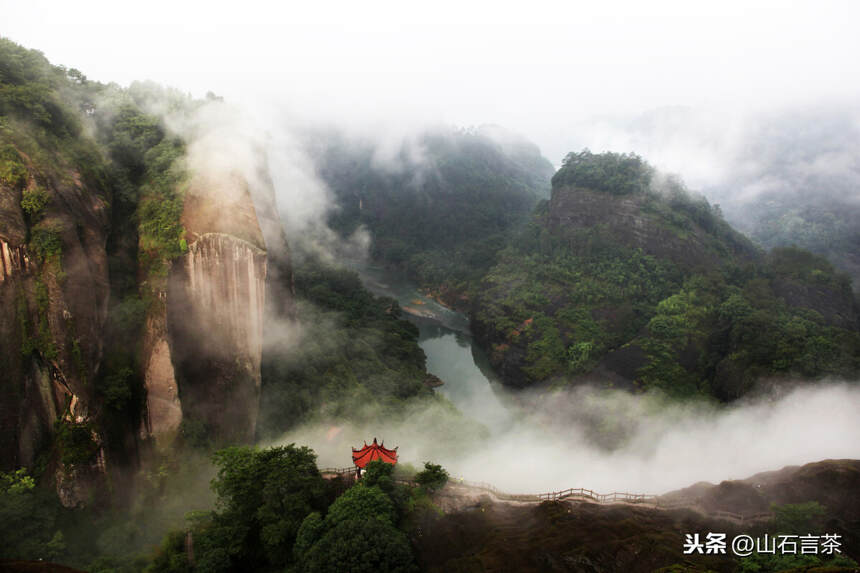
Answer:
0, 39, 295, 504
587, 105, 860, 288
311, 124, 555, 305
0, 38, 453, 520
708, 108, 860, 289
471, 151, 860, 397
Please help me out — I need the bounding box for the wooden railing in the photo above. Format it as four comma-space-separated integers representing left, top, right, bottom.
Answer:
536, 487, 657, 504
322, 469, 774, 524
451, 480, 773, 523
320, 467, 357, 476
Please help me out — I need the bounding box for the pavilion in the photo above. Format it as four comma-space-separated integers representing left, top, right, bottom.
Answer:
352, 437, 398, 476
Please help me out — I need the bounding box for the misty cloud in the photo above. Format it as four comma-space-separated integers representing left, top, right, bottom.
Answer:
565, 104, 860, 210
275, 381, 860, 495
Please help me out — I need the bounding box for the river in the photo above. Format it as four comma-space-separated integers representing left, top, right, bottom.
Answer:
354, 263, 514, 432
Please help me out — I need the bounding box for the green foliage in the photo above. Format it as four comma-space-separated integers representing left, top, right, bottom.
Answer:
299, 517, 417, 573
318, 127, 553, 299
258, 258, 430, 438
770, 501, 826, 533
361, 459, 396, 493
0, 40, 83, 139
474, 220, 683, 386
767, 245, 846, 288
474, 153, 860, 397
1, 468, 36, 493
29, 224, 63, 260
324, 483, 397, 527
119, 124, 188, 281
108, 295, 148, 333
147, 446, 416, 573
0, 142, 28, 188
567, 340, 594, 372
146, 530, 193, 573
20, 185, 50, 216
551, 149, 654, 195
100, 367, 134, 410
738, 502, 853, 572
19, 278, 58, 360
200, 445, 326, 569
54, 420, 99, 467
296, 483, 417, 572
0, 468, 65, 561
415, 462, 449, 492
746, 188, 860, 285
106, 105, 165, 178
293, 511, 325, 561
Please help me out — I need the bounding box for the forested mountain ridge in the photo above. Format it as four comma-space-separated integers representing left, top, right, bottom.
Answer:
470, 150, 860, 397
313, 125, 554, 304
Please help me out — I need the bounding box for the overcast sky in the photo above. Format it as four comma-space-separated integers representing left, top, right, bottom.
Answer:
3, 0, 860, 163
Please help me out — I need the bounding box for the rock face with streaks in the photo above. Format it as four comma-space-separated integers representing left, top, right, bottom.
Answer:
0, 41, 296, 508
1, 126, 294, 506
165, 232, 267, 443
140, 167, 292, 444
0, 145, 111, 506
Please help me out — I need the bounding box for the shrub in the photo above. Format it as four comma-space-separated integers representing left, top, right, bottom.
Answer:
20, 186, 50, 216
415, 462, 449, 492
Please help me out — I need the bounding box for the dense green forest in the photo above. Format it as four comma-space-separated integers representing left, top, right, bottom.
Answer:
313, 126, 554, 304
471, 151, 860, 397
258, 257, 443, 441
1, 444, 450, 572
146, 450, 446, 573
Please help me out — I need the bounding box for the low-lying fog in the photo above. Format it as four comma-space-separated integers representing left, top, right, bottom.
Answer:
274, 381, 860, 495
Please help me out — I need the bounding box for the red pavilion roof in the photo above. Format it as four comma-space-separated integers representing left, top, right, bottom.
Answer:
352, 437, 398, 468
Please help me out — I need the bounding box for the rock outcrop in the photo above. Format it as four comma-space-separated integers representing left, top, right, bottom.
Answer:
0, 145, 111, 505
547, 185, 758, 270
1, 121, 294, 501
165, 232, 267, 443
140, 167, 291, 445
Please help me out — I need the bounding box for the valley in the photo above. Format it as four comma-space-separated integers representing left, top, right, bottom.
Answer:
1, 28, 859, 573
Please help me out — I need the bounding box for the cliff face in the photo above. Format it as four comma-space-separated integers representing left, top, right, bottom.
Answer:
547, 185, 758, 271
0, 40, 297, 512
0, 145, 111, 504
1, 114, 292, 504
165, 233, 267, 443
140, 168, 290, 445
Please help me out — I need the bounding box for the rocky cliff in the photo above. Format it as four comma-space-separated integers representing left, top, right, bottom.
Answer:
0, 138, 112, 504
0, 39, 296, 504
547, 184, 758, 271
141, 164, 292, 445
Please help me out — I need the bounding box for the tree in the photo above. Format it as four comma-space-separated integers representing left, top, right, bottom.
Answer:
201, 444, 326, 569
300, 518, 417, 573
361, 459, 395, 493
324, 484, 396, 527
415, 462, 449, 492
0, 469, 65, 560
